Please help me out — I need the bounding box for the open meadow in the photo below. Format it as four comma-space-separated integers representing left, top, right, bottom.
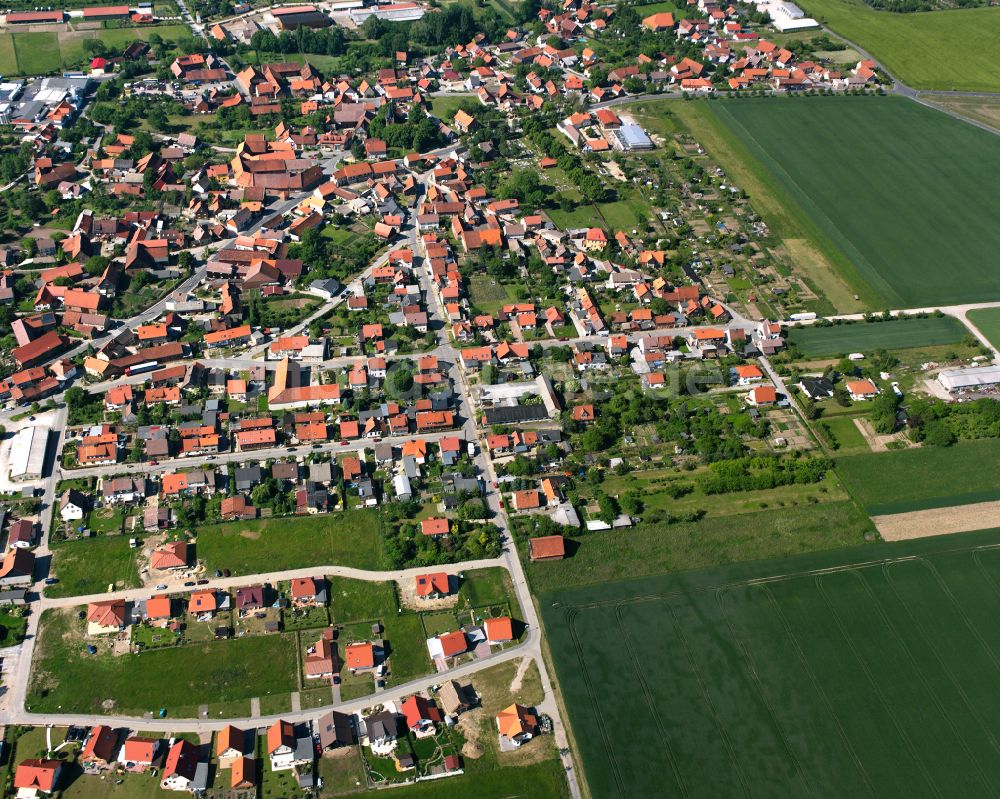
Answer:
800, 0, 1000, 91
544, 529, 1000, 798
195, 510, 384, 576
836, 438, 1000, 515
28, 609, 297, 717
788, 316, 969, 357
525, 501, 875, 595
705, 96, 1000, 308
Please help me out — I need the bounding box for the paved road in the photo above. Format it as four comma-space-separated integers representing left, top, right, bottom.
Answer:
45, 559, 507, 609
1, 163, 585, 799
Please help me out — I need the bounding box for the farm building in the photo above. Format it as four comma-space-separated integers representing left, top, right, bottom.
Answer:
272, 5, 331, 28
5, 10, 63, 23
938, 365, 1000, 394
9, 426, 48, 482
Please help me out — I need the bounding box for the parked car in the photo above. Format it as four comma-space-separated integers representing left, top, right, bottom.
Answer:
44, 577, 58, 585
183, 581, 196, 587
155, 584, 167, 590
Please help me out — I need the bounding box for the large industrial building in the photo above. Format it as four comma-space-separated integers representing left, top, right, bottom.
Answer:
938, 365, 1000, 394
8, 426, 49, 482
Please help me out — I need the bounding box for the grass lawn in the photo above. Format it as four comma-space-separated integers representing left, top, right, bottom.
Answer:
428, 94, 470, 122
383, 613, 430, 686
10, 32, 61, 74
59, 766, 179, 799
47, 536, 141, 598
458, 568, 518, 612
967, 307, 1000, 352
596, 190, 650, 231
788, 316, 969, 357
366, 760, 567, 798
800, 0, 1000, 91
704, 96, 1000, 308
317, 748, 366, 795
328, 576, 398, 624
0, 35, 17, 74
595, 468, 849, 520
544, 528, 1000, 798
195, 511, 384, 577
525, 500, 875, 595
546, 202, 604, 231
821, 414, 869, 453
836, 438, 1000, 514
0, 609, 27, 648
468, 274, 519, 315
28, 609, 298, 717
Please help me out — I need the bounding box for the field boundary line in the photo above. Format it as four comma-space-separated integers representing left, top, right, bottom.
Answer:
815, 573, 944, 799
665, 600, 753, 799
712, 102, 898, 307
757, 584, 878, 798
613, 602, 690, 799
564, 606, 630, 799
854, 567, 1000, 793
918, 558, 1000, 675
713, 586, 817, 799
971, 549, 1000, 606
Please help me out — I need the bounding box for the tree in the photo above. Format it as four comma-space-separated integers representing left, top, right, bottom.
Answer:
390, 367, 414, 395
620, 492, 643, 516
596, 493, 619, 524
922, 421, 956, 447
84, 255, 110, 277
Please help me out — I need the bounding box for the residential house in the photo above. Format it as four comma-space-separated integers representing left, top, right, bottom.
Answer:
496, 703, 538, 747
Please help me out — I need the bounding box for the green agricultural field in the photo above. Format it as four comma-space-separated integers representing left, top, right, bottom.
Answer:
28, 609, 297, 716
788, 316, 969, 357
544, 529, 1000, 799
967, 307, 1000, 352
801, 0, 1000, 91
525, 501, 875, 595
837, 438, 1000, 514
705, 96, 1000, 308
195, 511, 384, 576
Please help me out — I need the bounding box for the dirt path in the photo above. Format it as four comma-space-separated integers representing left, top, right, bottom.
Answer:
873, 499, 1000, 541
509, 656, 531, 693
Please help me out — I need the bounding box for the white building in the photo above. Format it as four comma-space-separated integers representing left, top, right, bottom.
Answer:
9, 426, 48, 482
938, 365, 1000, 394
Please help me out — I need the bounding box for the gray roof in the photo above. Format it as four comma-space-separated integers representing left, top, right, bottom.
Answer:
317, 711, 355, 749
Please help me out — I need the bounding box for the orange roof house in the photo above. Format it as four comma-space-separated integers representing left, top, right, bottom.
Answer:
188, 590, 218, 614
529, 535, 566, 561
484, 616, 514, 643
14, 760, 62, 794
415, 572, 450, 597
345, 641, 376, 671
496, 704, 538, 744
421, 517, 450, 537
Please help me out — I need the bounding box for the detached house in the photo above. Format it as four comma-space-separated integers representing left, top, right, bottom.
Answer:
496, 704, 538, 747
161, 740, 206, 792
